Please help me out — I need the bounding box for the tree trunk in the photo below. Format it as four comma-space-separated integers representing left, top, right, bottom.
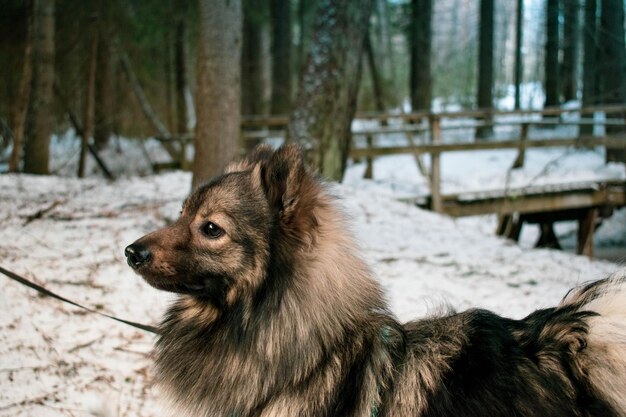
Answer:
375, 0, 390, 79
380, 0, 398, 107
54, 78, 114, 179
581, 0, 597, 136
270, 0, 292, 114
79, 25, 98, 178
23, 0, 55, 175
544, 0, 560, 109
562, 0, 580, 103
296, 0, 316, 76
287, 0, 374, 181
297, 0, 305, 73
476, 0, 494, 139
364, 32, 385, 113
409, 0, 432, 112
513, 0, 523, 110
118, 48, 180, 160
192, 0, 242, 188
119, 51, 170, 138
600, 0, 626, 162
9, 0, 34, 173
599, 0, 626, 106
94, 29, 114, 149
164, 33, 175, 135
242, 0, 269, 116
175, 19, 189, 135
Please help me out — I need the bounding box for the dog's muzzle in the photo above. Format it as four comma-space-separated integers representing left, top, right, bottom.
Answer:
125, 243, 152, 270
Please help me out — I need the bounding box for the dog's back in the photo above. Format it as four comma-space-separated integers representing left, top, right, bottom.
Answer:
387, 273, 626, 417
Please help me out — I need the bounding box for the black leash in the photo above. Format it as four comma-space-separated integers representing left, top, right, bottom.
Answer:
0, 265, 160, 335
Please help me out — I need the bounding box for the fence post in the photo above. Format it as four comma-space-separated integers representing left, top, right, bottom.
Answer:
364, 133, 374, 179
577, 208, 597, 257
512, 122, 529, 169
430, 115, 442, 212
179, 140, 188, 170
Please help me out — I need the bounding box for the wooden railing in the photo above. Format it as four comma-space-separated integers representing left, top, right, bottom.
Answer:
239, 104, 626, 127
351, 117, 625, 212
155, 106, 626, 198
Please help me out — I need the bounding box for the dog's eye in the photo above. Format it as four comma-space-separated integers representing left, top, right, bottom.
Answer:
201, 222, 223, 239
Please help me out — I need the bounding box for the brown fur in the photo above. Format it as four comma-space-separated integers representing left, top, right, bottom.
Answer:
127, 144, 626, 417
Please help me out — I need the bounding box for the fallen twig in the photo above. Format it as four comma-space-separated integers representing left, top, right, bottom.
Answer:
22, 200, 64, 226
0, 377, 97, 411
48, 279, 106, 289
67, 335, 105, 353
113, 346, 151, 357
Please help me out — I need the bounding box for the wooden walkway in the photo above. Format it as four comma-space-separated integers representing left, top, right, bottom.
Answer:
401, 180, 626, 257
406, 180, 625, 217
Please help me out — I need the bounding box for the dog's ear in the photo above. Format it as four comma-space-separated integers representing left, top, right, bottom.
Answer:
245, 144, 275, 165
225, 144, 275, 173
260, 144, 318, 232
262, 144, 306, 211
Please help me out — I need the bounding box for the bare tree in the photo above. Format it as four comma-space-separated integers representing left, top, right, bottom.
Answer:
599, 0, 626, 162
270, 0, 292, 114
476, 0, 494, 139
599, 0, 626, 106
562, 0, 580, 102
287, 0, 374, 181
544, 0, 560, 109
9, 0, 33, 172
165, 32, 175, 134
409, 0, 432, 113
581, 0, 597, 136
242, 0, 270, 116
513, 0, 523, 110
78, 21, 98, 178
192, 0, 242, 188
94, 30, 114, 149
364, 32, 385, 113
376, 0, 395, 99
94, 2, 114, 150
296, 0, 316, 77
175, 19, 188, 136
23, 0, 55, 175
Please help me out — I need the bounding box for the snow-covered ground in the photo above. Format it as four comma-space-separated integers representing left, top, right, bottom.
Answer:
0, 127, 625, 416
345, 117, 626, 259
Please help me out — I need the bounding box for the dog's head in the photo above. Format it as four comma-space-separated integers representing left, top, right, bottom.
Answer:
125, 144, 320, 309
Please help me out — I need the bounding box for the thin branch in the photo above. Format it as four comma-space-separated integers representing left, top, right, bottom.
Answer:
67, 335, 105, 353
22, 200, 64, 226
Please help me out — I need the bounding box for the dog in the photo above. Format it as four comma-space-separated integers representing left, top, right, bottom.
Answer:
125, 144, 626, 417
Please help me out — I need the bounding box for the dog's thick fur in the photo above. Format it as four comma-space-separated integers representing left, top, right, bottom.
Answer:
127, 144, 626, 417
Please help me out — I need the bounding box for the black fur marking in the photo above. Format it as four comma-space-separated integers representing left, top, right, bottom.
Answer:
419, 309, 616, 417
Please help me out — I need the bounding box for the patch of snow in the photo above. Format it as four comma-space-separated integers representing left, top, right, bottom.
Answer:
495, 82, 548, 111
45, 130, 172, 178
1, 107, 625, 415
0, 171, 622, 416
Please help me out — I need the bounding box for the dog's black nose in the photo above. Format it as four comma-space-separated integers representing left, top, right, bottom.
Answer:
124, 243, 152, 269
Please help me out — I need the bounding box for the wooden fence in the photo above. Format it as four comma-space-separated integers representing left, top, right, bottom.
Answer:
237, 105, 626, 214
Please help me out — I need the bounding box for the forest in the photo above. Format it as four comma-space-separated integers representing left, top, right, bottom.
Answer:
0, 0, 625, 184
1, 2, 626, 415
